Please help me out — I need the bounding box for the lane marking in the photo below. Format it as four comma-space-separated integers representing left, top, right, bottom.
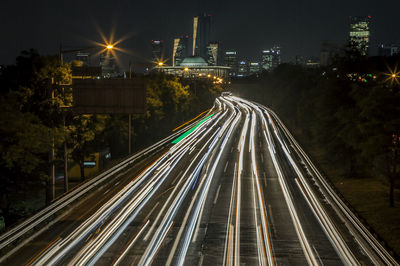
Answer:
198, 253, 204, 266
25, 236, 61, 265
313, 245, 324, 266
213, 184, 221, 205
224, 161, 229, 173
172, 173, 181, 185
268, 204, 276, 235
144, 202, 160, 222
113, 220, 150, 266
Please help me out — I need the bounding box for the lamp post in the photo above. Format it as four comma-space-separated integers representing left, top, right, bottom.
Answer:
53, 43, 115, 196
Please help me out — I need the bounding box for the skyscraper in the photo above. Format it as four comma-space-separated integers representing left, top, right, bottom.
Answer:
151, 40, 164, 62
261, 47, 280, 71
192, 13, 212, 59
173, 35, 190, 66
224, 51, 238, 76
378, 44, 400, 57
349, 16, 371, 56
249, 62, 261, 75
206, 42, 219, 66
237, 60, 249, 77
272, 45, 281, 66
76, 52, 90, 66
100, 51, 119, 78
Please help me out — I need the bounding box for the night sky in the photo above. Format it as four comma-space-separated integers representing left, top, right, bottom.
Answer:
1, 0, 399, 70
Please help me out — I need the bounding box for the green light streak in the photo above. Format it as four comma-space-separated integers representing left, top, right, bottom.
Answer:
171, 114, 214, 144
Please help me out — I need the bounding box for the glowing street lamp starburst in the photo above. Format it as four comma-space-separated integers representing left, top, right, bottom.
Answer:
384, 65, 400, 86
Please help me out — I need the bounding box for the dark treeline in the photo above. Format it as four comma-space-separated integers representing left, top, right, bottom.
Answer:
0, 49, 221, 229
232, 51, 400, 208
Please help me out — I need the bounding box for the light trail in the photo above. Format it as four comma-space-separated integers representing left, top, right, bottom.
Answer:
7, 95, 396, 266
265, 107, 397, 265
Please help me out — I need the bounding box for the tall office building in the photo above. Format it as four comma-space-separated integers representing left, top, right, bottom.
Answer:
272, 45, 281, 65
249, 62, 261, 75
76, 52, 90, 65
320, 41, 338, 66
100, 51, 119, 78
173, 35, 190, 66
224, 51, 238, 76
192, 13, 212, 59
151, 40, 164, 62
349, 16, 371, 56
378, 44, 400, 56
261, 46, 280, 71
237, 60, 249, 77
206, 42, 219, 66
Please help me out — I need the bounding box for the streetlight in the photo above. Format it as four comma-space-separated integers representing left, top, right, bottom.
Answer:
384, 65, 400, 86
55, 42, 116, 196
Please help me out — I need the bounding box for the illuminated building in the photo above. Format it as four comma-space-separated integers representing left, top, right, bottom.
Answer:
99, 52, 119, 78
192, 13, 212, 59
223, 51, 238, 76
378, 44, 400, 57
206, 42, 219, 66
272, 45, 281, 65
261, 46, 280, 71
156, 56, 230, 79
237, 60, 249, 77
249, 62, 261, 75
76, 52, 90, 66
151, 40, 164, 62
305, 57, 320, 68
349, 16, 371, 56
173, 35, 190, 66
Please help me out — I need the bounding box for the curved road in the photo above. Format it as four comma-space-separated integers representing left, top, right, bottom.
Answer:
0, 96, 397, 265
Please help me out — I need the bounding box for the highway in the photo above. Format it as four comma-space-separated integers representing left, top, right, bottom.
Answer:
0, 96, 398, 265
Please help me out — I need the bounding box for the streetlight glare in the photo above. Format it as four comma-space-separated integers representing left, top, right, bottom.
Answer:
106, 45, 114, 50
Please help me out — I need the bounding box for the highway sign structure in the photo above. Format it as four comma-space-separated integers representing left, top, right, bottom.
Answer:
72, 79, 146, 114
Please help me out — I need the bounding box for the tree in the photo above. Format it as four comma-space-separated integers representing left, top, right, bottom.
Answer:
68, 114, 108, 181
0, 91, 51, 227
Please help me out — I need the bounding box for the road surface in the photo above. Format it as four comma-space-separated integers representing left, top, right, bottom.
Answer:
0, 96, 397, 265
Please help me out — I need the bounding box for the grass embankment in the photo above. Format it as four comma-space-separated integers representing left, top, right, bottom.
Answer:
308, 146, 400, 257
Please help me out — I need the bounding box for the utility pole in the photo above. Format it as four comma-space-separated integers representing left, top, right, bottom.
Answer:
49, 78, 56, 202
63, 112, 69, 192
128, 61, 133, 155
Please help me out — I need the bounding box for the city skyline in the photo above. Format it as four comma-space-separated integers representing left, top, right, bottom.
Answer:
1, 0, 399, 69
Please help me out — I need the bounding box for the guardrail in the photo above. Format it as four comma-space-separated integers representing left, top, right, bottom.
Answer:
0, 109, 213, 259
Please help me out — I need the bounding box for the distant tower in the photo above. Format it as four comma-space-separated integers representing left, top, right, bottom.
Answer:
223, 51, 238, 76
349, 16, 371, 55
378, 44, 400, 57
192, 13, 212, 59
76, 52, 90, 66
261, 46, 280, 71
151, 40, 164, 62
272, 45, 281, 66
237, 60, 249, 77
206, 42, 219, 66
249, 62, 261, 75
173, 35, 190, 66
100, 51, 119, 78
